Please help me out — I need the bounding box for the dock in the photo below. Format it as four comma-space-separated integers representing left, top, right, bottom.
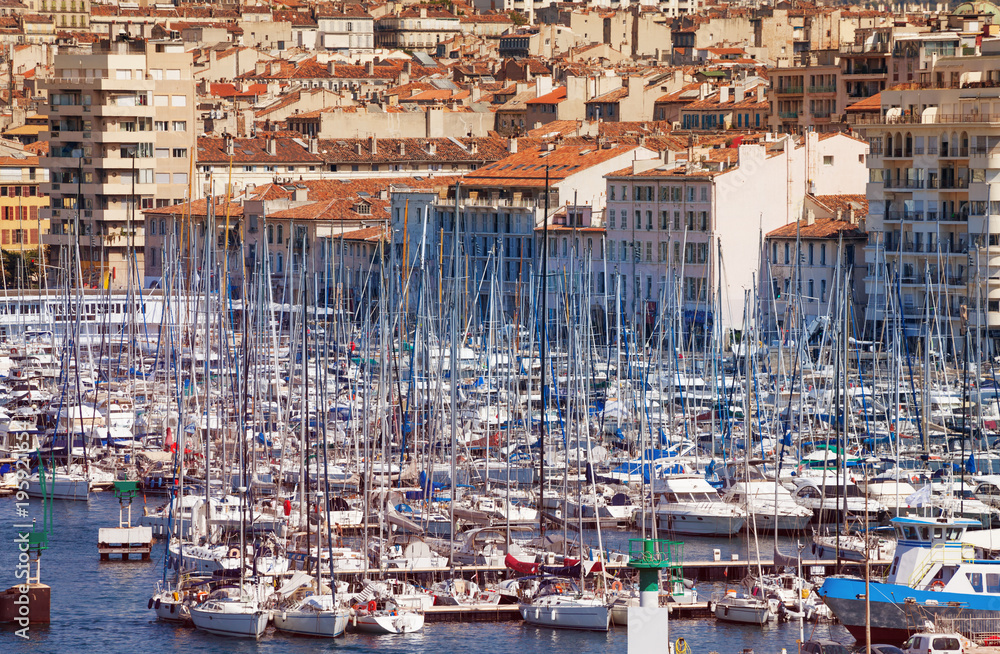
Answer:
98, 526, 154, 560
422, 603, 522, 622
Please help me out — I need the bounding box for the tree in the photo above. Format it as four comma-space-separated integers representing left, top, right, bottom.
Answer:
0, 250, 40, 288
508, 11, 527, 25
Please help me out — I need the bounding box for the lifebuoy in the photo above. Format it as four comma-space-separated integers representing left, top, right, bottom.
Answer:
610, 580, 623, 592
228, 547, 240, 558
368, 599, 377, 613
931, 580, 946, 591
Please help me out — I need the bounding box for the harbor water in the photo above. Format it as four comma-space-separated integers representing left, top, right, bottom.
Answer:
0, 493, 852, 653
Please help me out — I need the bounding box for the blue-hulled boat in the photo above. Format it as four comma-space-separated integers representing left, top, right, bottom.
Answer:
816, 516, 993, 645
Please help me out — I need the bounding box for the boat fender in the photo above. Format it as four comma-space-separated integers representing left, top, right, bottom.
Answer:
148, 598, 154, 610
610, 580, 623, 592
173, 592, 180, 602
169, 604, 175, 614
281, 611, 287, 621
154, 599, 161, 610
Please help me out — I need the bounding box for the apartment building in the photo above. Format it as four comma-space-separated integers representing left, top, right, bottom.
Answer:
860, 47, 1000, 349
391, 143, 657, 320
0, 150, 48, 255
769, 49, 845, 134
40, 38, 195, 289
602, 132, 867, 341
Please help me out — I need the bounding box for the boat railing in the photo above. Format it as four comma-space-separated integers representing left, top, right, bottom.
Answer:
906, 542, 973, 587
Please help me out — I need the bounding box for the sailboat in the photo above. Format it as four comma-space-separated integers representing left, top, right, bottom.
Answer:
519, 578, 610, 631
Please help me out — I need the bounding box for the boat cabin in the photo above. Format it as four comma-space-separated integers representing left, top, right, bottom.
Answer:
886, 516, 978, 588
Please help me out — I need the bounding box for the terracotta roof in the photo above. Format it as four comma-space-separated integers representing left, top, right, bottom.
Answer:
142, 197, 244, 218
525, 87, 566, 105
586, 87, 629, 104
809, 194, 869, 219
313, 137, 507, 164
248, 175, 462, 202
339, 225, 390, 242
196, 137, 324, 164
464, 144, 641, 188
845, 92, 881, 113
766, 216, 866, 240
209, 83, 268, 99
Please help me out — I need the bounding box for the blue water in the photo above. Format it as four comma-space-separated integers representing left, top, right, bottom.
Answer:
1, 494, 852, 653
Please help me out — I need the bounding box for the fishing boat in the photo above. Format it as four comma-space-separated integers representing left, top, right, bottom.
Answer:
816, 515, 986, 644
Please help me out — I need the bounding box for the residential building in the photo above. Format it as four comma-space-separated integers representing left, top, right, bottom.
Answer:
860, 47, 1000, 349
763, 195, 868, 342
317, 5, 374, 54
41, 38, 195, 289
602, 132, 868, 341
391, 143, 658, 319
0, 149, 48, 255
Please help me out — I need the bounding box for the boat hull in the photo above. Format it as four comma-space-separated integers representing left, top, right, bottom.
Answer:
351, 612, 424, 634
272, 610, 347, 638
190, 607, 269, 639
817, 576, 990, 645
27, 475, 90, 501
714, 601, 771, 625
655, 512, 745, 536
519, 604, 610, 631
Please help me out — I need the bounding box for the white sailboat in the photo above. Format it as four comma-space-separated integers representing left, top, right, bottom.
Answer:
190, 594, 269, 639
519, 579, 610, 631
272, 593, 347, 638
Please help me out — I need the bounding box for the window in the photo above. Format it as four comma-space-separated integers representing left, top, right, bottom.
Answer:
700, 186, 707, 201
170, 95, 187, 107
823, 155, 834, 166
608, 210, 615, 229
154, 121, 167, 131
165, 69, 181, 81
820, 279, 826, 302
808, 279, 814, 301
784, 243, 790, 264
172, 148, 187, 158
646, 211, 652, 230
267, 224, 274, 244
149, 69, 163, 80
620, 212, 626, 229
808, 243, 814, 265
155, 148, 169, 159
609, 186, 616, 201
277, 225, 283, 244
155, 172, 170, 184
154, 95, 168, 106
820, 244, 826, 266
172, 121, 187, 131
174, 173, 188, 185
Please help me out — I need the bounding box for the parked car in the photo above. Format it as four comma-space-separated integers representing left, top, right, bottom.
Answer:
802, 640, 852, 654
901, 633, 964, 654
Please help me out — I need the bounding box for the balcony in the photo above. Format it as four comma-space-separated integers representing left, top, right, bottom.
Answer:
940, 146, 970, 158
843, 65, 889, 76
778, 111, 799, 119
807, 85, 837, 93
939, 178, 969, 190
776, 86, 803, 95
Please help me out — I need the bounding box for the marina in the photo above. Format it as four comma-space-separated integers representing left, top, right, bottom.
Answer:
2, 180, 1000, 653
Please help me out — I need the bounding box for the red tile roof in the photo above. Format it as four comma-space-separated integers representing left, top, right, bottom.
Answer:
525, 87, 567, 105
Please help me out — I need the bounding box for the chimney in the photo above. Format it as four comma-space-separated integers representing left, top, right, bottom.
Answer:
848, 206, 857, 224
308, 137, 318, 154
509, 137, 517, 154
734, 82, 745, 103
266, 137, 276, 156
399, 141, 406, 156
805, 209, 816, 226
366, 60, 374, 76
355, 142, 363, 156
370, 135, 377, 155
420, 6, 427, 17
719, 86, 729, 104
470, 140, 478, 154
293, 187, 308, 202
225, 134, 234, 156
428, 141, 436, 155
756, 85, 765, 102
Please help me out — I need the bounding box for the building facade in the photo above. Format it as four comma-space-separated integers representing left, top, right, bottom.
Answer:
40, 38, 195, 288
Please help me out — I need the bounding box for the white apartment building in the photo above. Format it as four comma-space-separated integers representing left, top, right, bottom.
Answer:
41, 38, 195, 289
602, 132, 868, 343
861, 45, 1000, 350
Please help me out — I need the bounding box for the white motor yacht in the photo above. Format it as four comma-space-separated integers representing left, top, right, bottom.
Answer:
648, 475, 745, 536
